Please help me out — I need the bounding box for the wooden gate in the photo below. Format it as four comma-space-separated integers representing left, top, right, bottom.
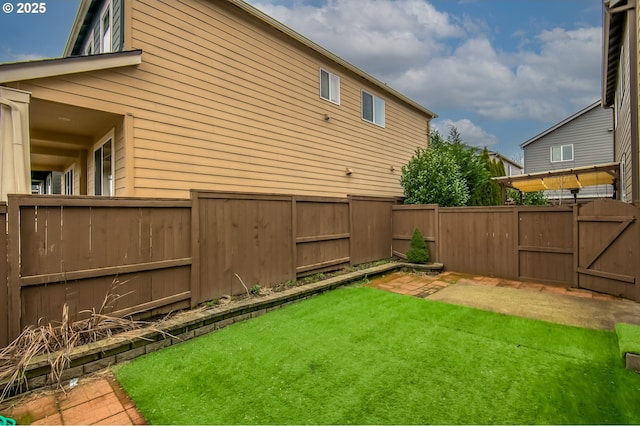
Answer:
577, 199, 640, 301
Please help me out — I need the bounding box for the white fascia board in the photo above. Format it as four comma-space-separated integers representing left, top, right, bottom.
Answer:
0, 50, 142, 84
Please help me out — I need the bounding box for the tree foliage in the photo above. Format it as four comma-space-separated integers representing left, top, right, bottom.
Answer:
400, 145, 469, 206
507, 188, 549, 206
469, 148, 503, 206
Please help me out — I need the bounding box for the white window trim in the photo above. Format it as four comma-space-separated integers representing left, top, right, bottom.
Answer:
93, 129, 115, 196
63, 164, 75, 195
99, 0, 113, 54
550, 144, 574, 163
319, 68, 340, 105
361, 90, 385, 128
83, 36, 94, 56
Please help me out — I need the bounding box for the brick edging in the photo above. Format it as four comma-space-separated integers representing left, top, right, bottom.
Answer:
8, 261, 440, 396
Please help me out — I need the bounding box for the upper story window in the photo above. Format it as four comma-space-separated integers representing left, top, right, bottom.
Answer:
550, 144, 573, 162
100, 1, 112, 53
320, 69, 340, 104
362, 90, 385, 127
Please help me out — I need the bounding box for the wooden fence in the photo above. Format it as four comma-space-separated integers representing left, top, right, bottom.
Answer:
6, 195, 193, 346
392, 202, 635, 290
2, 193, 637, 348
1, 192, 398, 346
191, 192, 397, 302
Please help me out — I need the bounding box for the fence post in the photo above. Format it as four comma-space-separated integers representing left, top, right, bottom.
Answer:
0, 203, 8, 347
291, 197, 298, 277
512, 207, 520, 280
6, 195, 21, 341
189, 190, 200, 308
572, 203, 579, 288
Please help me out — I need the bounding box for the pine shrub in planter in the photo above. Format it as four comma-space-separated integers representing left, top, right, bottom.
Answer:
406, 228, 429, 264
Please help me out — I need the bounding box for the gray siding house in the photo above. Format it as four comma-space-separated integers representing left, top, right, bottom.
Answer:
520, 101, 614, 201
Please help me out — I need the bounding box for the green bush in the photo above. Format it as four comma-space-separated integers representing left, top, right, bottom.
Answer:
406, 228, 429, 264
400, 146, 469, 206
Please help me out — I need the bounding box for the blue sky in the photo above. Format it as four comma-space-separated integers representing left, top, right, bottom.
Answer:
0, 0, 604, 163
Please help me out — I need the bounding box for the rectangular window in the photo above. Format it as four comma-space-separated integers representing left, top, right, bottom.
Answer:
64, 167, 74, 195
320, 69, 340, 104
100, 2, 112, 53
362, 90, 385, 127
550, 144, 574, 162
83, 38, 93, 55
94, 137, 113, 196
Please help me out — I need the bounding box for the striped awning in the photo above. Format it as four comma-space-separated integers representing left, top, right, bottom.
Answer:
493, 162, 620, 193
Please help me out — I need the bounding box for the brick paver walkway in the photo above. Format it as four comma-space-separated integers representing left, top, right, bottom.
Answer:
0, 372, 145, 425
371, 270, 624, 301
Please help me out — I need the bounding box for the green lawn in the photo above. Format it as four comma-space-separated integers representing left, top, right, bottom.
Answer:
115, 286, 640, 424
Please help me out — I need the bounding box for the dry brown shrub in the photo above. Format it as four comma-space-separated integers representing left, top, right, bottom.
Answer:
0, 279, 172, 401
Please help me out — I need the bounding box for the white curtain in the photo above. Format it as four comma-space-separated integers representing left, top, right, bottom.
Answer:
0, 87, 31, 202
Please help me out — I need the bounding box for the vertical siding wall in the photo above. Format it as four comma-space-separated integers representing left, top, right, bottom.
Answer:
6, 195, 193, 341
3, 192, 396, 343
392, 205, 575, 285
192, 192, 397, 301
518, 207, 574, 284
391, 205, 439, 262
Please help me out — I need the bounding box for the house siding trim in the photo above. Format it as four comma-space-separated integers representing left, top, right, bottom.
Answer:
0, 50, 142, 84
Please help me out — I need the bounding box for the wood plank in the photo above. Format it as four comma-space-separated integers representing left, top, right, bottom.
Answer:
582, 219, 633, 269
577, 267, 635, 284
577, 215, 635, 222
110, 291, 191, 317
296, 257, 351, 273
392, 235, 436, 242
296, 233, 350, 243
20, 258, 192, 286
518, 246, 573, 254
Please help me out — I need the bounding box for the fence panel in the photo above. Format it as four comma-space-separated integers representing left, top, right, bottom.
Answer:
0, 203, 7, 347
350, 197, 397, 265
7, 195, 192, 340
194, 192, 295, 302
518, 206, 574, 285
392, 205, 438, 262
295, 197, 350, 275
439, 207, 517, 278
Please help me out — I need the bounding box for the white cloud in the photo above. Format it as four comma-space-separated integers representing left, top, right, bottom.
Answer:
432, 118, 498, 148
248, 1, 602, 142
251, 0, 464, 76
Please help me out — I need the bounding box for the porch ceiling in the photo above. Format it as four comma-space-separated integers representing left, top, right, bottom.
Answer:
29, 99, 121, 171
493, 162, 620, 193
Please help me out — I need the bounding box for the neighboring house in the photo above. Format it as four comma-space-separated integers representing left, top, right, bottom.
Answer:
488, 151, 523, 177
0, 0, 436, 200
602, 0, 639, 204
519, 101, 615, 201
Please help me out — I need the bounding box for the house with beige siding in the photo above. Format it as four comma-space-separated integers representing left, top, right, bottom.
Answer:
0, 0, 435, 200
602, 0, 639, 204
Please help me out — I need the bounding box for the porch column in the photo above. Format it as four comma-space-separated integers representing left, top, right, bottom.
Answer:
0, 87, 31, 202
